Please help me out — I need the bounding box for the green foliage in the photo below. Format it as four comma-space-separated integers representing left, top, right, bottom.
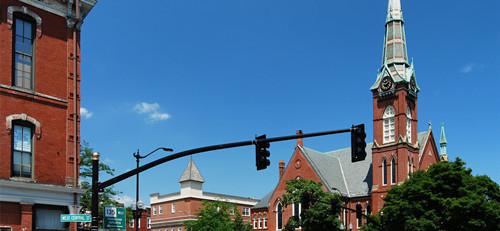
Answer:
184, 201, 252, 231
281, 179, 343, 231
364, 158, 500, 231
79, 141, 121, 219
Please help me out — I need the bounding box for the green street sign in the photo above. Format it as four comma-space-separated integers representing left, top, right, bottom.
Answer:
60, 214, 91, 222
104, 206, 126, 229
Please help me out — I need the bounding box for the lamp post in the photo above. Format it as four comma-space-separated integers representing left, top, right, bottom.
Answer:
133, 147, 173, 231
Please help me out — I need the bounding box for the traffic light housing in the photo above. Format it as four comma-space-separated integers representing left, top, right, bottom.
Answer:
255, 135, 271, 170
351, 124, 367, 162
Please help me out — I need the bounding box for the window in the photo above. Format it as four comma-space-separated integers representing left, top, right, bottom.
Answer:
153, 206, 157, 215
229, 208, 235, 215
34, 207, 66, 230
159, 205, 163, 214
382, 158, 387, 185
263, 216, 267, 229
138, 219, 141, 228
258, 217, 262, 229
292, 202, 301, 220
12, 123, 33, 178
129, 219, 134, 228
253, 217, 257, 229
391, 158, 397, 184
0, 228, 12, 231
276, 203, 283, 230
171, 203, 176, 214
406, 107, 412, 142
13, 16, 35, 90
147, 217, 151, 229
383, 106, 395, 143
242, 207, 250, 216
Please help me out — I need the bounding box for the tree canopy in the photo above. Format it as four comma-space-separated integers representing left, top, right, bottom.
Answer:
364, 158, 500, 231
281, 179, 343, 231
184, 201, 252, 231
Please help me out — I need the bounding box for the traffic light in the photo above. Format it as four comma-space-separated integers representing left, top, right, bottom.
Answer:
351, 124, 367, 162
356, 203, 363, 220
255, 135, 270, 170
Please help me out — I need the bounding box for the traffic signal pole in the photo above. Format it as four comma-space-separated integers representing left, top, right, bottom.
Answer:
91, 125, 366, 226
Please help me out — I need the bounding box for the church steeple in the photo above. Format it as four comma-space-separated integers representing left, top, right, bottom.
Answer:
371, 0, 419, 95
440, 124, 449, 161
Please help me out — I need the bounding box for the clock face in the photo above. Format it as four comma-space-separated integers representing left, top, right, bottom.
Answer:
381, 77, 393, 91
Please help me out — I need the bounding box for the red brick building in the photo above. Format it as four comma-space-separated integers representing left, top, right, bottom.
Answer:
0, 0, 95, 230
126, 208, 151, 231
251, 0, 448, 230
150, 159, 259, 231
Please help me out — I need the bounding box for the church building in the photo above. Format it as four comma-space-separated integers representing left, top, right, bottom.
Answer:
250, 0, 449, 230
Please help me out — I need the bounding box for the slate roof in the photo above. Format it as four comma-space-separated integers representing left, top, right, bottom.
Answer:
253, 191, 273, 209
179, 159, 205, 183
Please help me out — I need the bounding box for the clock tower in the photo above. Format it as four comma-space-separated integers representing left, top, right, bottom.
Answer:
370, 0, 420, 212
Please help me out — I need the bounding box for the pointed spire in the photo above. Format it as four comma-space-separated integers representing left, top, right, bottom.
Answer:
382, 0, 408, 67
387, 0, 403, 21
179, 158, 205, 183
440, 123, 447, 155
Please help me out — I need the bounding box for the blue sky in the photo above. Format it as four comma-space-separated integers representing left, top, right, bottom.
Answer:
79, 0, 500, 206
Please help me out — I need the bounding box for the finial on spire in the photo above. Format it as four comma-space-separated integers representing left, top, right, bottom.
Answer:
387, 0, 403, 21
440, 123, 449, 161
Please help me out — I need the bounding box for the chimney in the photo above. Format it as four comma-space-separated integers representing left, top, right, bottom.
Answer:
296, 130, 304, 147
279, 160, 285, 179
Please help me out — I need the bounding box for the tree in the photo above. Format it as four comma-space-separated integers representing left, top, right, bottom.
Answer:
79, 141, 121, 219
184, 201, 252, 231
364, 158, 500, 231
281, 179, 343, 231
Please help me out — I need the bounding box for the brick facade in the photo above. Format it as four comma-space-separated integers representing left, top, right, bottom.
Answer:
0, 1, 95, 230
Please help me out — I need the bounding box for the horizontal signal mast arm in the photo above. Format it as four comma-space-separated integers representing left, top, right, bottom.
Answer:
98, 127, 355, 190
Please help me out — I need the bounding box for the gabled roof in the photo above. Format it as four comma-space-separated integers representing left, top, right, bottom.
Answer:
253, 191, 273, 209
300, 144, 373, 198
179, 159, 205, 183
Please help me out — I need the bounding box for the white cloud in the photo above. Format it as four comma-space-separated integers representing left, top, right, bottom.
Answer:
461, 63, 484, 74
150, 111, 170, 121
114, 195, 135, 208
133, 102, 170, 122
461, 63, 475, 74
80, 107, 93, 119
134, 102, 160, 114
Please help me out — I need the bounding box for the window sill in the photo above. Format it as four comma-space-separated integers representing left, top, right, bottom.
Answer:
9, 177, 35, 183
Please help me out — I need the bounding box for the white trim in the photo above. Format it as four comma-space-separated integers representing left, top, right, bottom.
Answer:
390, 158, 397, 185
0, 179, 82, 206
151, 192, 258, 206
383, 106, 396, 143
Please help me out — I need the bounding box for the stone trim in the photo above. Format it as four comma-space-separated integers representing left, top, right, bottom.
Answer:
6, 113, 42, 139
7, 5, 43, 38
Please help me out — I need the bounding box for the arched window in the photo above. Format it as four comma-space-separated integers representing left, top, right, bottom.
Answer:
276, 202, 283, 230
382, 158, 387, 185
12, 121, 34, 178
13, 13, 36, 90
383, 106, 395, 143
391, 158, 397, 184
406, 107, 412, 143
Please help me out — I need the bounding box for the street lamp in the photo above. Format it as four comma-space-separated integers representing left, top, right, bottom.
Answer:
133, 147, 173, 231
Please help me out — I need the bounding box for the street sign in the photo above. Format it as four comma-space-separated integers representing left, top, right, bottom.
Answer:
104, 206, 126, 229
60, 214, 91, 222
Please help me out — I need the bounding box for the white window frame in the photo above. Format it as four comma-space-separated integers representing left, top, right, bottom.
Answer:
171, 203, 176, 214
382, 158, 387, 185
253, 217, 257, 229
153, 206, 157, 215
242, 207, 251, 216
263, 216, 268, 229
406, 107, 412, 143
129, 219, 134, 228
258, 217, 262, 229
159, 205, 163, 214
391, 158, 397, 185
383, 106, 396, 143
276, 202, 283, 230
